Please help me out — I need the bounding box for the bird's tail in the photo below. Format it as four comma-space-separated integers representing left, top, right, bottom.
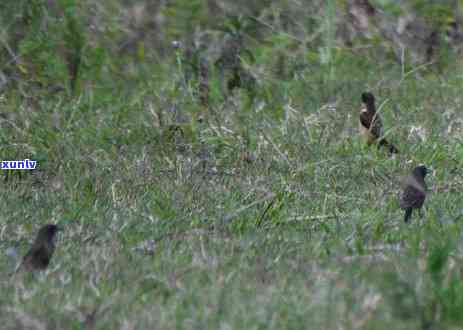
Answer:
378, 139, 399, 154
404, 208, 413, 223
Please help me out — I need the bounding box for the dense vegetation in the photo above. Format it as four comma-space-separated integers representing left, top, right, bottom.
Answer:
1, 0, 463, 328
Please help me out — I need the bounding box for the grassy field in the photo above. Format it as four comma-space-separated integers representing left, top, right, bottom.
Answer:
2, 1, 463, 329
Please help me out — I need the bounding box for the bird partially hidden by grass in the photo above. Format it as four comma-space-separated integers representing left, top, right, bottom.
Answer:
359, 92, 399, 154
17, 224, 62, 272
400, 165, 428, 223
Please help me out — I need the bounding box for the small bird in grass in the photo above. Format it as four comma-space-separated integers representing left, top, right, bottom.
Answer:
359, 92, 399, 154
18, 224, 61, 272
400, 165, 428, 223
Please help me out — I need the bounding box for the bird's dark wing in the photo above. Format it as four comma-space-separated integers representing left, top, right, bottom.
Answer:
360, 108, 382, 138
400, 178, 426, 209
34, 246, 51, 268
359, 108, 372, 129
22, 245, 51, 270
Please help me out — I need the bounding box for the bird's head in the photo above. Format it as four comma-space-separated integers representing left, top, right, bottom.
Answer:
361, 92, 375, 106
413, 165, 428, 178
37, 224, 62, 242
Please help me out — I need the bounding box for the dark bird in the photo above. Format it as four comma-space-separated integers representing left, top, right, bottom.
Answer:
359, 92, 399, 154
400, 165, 428, 223
19, 224, 61, 272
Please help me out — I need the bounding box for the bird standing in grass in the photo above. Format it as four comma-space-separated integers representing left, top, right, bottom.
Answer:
400, 165, 428, 223
19, 224, 61, 272
359, 92, 399, 154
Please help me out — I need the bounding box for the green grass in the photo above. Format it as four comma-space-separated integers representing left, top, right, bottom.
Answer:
1, 1, 463, 329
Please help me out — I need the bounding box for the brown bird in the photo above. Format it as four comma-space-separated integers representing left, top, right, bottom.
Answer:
400, 165, 428, 223
19, 224, 61, 272
359, 92, 399, 154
